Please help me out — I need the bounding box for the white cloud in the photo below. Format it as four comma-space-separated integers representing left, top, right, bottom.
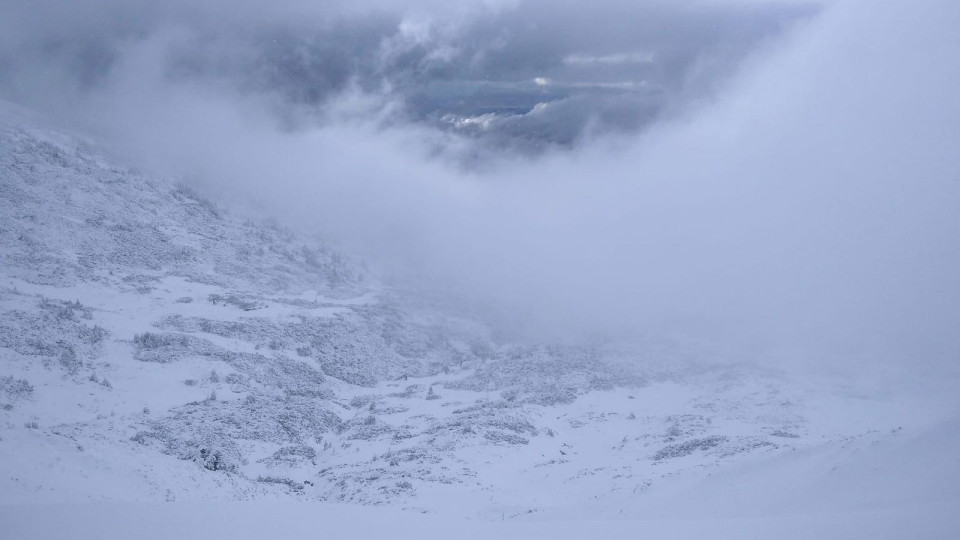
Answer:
563, 52, 656, 65
2, 0, 957, 375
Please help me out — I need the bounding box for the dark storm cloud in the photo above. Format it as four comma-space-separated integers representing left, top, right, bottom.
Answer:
0, 0, 814, 148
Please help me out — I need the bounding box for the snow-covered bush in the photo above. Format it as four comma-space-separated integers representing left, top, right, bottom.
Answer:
0, 376, 34, 401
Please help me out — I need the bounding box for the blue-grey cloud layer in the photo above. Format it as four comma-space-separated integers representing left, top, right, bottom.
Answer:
0, 0, 815, 153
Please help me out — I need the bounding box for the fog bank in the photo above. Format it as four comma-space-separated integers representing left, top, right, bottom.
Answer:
2, 0, 958, 375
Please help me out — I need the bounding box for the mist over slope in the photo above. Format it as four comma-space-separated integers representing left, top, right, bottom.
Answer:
0, 104, 827, 503
3, 0, 957, 373
1, 102, 957, 538
1, 0, 960, 536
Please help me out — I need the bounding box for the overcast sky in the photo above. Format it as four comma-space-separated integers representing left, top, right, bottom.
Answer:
0, 0, 816, 153
2, 0, 958, 376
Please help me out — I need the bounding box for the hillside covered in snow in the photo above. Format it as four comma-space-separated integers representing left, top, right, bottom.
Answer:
1, 99, 958, 538
3, 0, 960, 536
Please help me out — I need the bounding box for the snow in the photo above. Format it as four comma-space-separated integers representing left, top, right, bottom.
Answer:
1, 98, 959, 538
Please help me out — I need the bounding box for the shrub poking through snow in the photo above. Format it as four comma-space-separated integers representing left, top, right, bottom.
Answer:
0, 377, 34, 400
256, 475, 305, 491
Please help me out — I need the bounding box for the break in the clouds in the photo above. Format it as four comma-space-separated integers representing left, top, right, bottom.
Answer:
0, 0, 815, 154
1, 0, 958, 376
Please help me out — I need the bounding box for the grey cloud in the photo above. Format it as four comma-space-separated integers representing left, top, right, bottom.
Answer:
0, 0, 814, 152
2, 0, 955, 383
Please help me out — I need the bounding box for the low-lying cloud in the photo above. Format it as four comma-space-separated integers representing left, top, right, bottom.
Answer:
2, 0, 958, 376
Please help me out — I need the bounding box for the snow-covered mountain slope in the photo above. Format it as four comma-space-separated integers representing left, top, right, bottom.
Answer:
1, 100, 958, 537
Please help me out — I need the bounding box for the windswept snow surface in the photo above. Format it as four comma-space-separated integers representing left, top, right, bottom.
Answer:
1, 100, 959, 538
